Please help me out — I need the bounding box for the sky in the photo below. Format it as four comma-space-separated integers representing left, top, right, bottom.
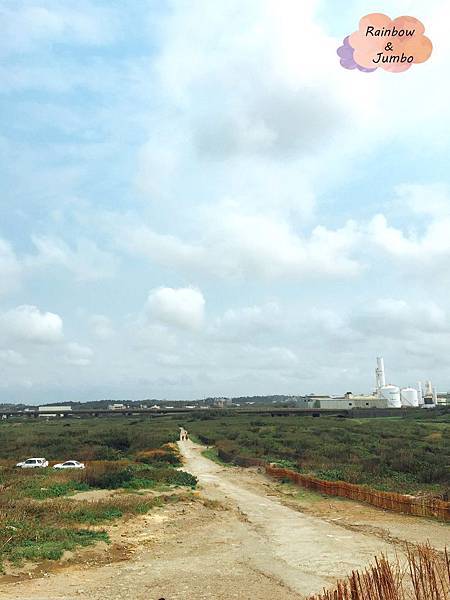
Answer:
1, 0, 450, 404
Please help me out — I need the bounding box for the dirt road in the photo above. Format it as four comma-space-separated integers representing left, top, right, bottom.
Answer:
178, 441, 441, 596
0, 440, 447, 600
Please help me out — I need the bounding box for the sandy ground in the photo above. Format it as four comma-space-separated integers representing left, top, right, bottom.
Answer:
0, 440, 447, 600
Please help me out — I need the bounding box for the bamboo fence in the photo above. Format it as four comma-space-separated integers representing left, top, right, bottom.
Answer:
265, 464, 450, 521
216, 449, 449, 521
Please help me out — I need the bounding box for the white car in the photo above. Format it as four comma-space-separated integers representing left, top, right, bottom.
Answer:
16, 457, 49, 468
53, 460, 85, 470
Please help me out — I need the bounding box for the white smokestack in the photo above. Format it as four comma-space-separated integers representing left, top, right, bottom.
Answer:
432, 387, 438, 405
376, 357, 386, 390
418, 381, 424, 405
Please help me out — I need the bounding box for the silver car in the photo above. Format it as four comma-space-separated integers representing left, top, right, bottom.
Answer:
53, 460, 85, 470
16, 457, 49, 468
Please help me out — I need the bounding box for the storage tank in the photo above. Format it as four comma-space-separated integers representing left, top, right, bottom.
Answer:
400, 387, 419, 407
378, 385, 401, 408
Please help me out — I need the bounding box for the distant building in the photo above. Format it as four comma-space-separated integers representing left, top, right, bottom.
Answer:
108, 403, 128, 410
296, 397, 316, 408
317, 394, 389, 409
38, 405, 72, 417
437, 394, 450, 406
213, 398, 233, 408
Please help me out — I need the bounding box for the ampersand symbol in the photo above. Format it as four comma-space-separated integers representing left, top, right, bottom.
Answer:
385, 42, 393, 51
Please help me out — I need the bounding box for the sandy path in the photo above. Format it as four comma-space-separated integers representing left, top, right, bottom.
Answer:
178, 441, 394, 595
0, 440, 446, 599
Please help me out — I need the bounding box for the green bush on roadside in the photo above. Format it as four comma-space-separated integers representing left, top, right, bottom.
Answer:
0, 492, 185, 569
6, 528, 109, 564
188, 413, 450, 495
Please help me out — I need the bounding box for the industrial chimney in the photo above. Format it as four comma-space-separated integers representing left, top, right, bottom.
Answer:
376, 357, 386, 390
418, 381, 424, 405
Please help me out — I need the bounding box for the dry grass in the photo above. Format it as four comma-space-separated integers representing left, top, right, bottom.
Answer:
308, 544, 450, 600
200, 498, 227, 511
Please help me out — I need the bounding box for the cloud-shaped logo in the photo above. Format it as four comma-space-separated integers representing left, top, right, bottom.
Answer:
337, 36, 377, 72
337, 13, 432, 73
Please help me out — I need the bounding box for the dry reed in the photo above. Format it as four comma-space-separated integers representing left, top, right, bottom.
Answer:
308, 543, 450, 600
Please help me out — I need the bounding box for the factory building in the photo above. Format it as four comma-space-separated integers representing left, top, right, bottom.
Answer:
313, 357, 439, 409
38, 405, 72, 417
318, 394, 389, 410
213, 397, 233, 408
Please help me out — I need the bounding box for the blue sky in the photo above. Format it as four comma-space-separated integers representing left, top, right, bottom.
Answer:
1, 0, 450, 403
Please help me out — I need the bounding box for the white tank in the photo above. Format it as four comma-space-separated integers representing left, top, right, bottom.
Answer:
378, 385, 401, 408
400, 387, 419, 407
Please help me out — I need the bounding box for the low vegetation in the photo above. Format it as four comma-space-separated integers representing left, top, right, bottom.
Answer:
0, 418, 197, 571
0, 418, 181, 461
0, 492, 184, 568
201, 447, 231, 466
0, 460, 197, 501
188, 413, 450, 495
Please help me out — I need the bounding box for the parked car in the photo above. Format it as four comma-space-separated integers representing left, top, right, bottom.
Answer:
53, 460, 85, 470
16, 457, 48, 468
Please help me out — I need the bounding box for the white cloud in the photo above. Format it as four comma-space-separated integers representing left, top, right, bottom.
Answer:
106, 217, 205, 270
309, 308, 361, 342
0, 349, 26, 366
350, 298, 448, 338
135, 0, 383, 220
352, 184, 450, 278
0, 238, 21, 296
64, 342, 93, 366
369, 213, 450, 266
89, 315, 115, 339
146, 286, 205, 331
107, 208, 361, 281
0, 305, 63, 344
129, 321, 178, 352
27, 235, 117, 282
210, 302, 282, 341
225, 344, 299, 371
0, 2, 118, 56
206, 208, 361, 279
306, 298, 450, 345
394, 183, 450, 218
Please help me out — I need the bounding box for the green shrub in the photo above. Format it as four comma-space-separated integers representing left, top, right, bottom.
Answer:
65, 506, 123, 524
187, 413, 449, 495
169, 470, 198, 488
2, 524, 109, 567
